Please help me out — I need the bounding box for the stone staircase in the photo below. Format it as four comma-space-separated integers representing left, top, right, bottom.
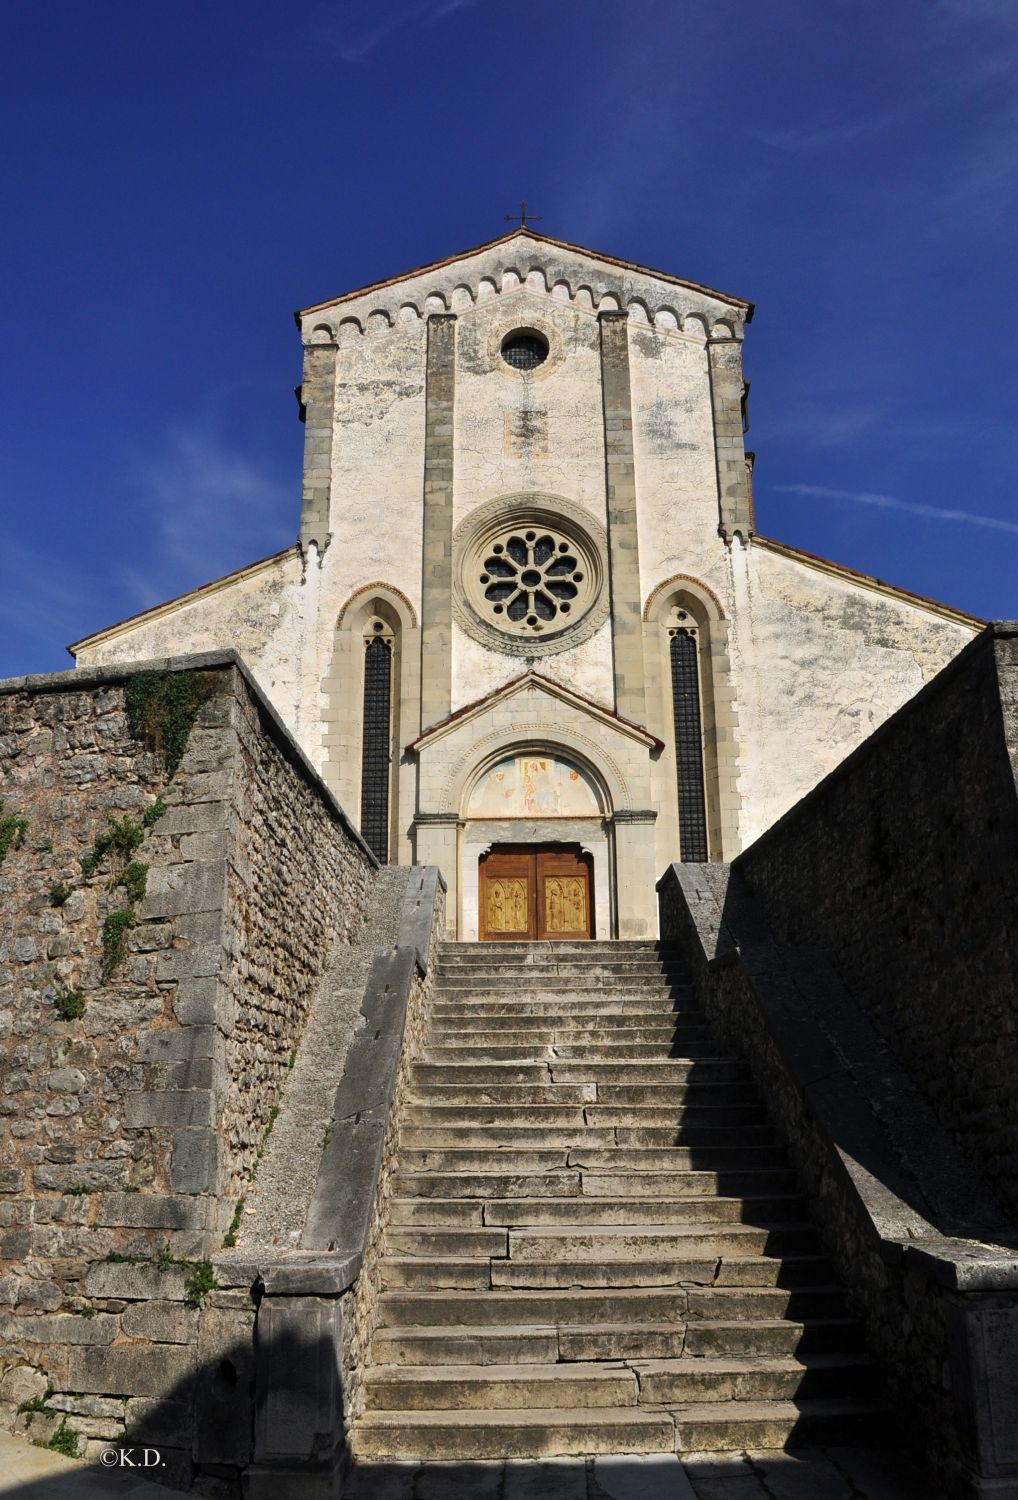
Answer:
353, 940, 887, 1460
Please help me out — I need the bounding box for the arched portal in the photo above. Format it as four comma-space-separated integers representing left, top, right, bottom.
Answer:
410, 674, 659, 938
457, 746, 614, 941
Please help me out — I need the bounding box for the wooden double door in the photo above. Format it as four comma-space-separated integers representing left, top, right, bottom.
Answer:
479, 845, 594, 941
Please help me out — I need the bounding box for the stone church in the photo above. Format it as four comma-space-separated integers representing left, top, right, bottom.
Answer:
70, 228, 979, 938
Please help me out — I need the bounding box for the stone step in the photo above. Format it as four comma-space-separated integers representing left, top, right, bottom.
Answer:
682, 1318, 867, 1357
434, 960, 689, 972
437, 943, 683, 957
378, 1285, 847, 1328
400, 1124, 621, 1148
637, 1353, 877, 1403
404, 1092, 764, 1128
371, 1323, 562, 1366
591, 1087, 758, 1106
362, 1352, 875, 1412
670, 1398, 891, 1452
363, 1361, 639, 1411
399, 1127, 777, 1156
392, 1170, 802, 1209
418, 1043, 719, 1062
436, 982, 692, 997
386, 1200, 815, 1236
559, 1318, 865, 1362
408, 1084, 597, 1105
412, 1064, 751, 1088
436, 964, 689, 981
380, 1253, 835, 1291
386, 1221, 815, 1260
434, 972, 689, 984
368, 1313, 862, 1368
406, 1116, 777, 1151
385, 1227, 511, 1257
395, 1161, 797, 1197
423, 1026, 707, 1046
489, 1255, 835, 1291
432, 999, 695, 1017
352, 1405, 676, 1460
502, 1222, 819, 1260
480, 1194, 805, 1224
382, 1257, 495, 1290
553, 1063, 747, 1083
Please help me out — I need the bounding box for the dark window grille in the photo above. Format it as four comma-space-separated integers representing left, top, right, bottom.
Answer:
501, 334, 548, 370
360, 636, 392, 862
670, 629, 708, 862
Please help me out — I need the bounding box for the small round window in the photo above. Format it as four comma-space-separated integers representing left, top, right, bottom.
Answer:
501, 331, 549, 371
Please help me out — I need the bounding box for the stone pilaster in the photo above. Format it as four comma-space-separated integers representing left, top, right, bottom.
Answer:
420, 313, 457, 730
298, 339, 338, 556
599, 311, 647, 725
708, 334, 752, 542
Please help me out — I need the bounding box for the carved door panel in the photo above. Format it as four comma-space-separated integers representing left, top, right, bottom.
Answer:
536, 850, 593, 940
479, 848, 593, 941
479, 851, 535, 940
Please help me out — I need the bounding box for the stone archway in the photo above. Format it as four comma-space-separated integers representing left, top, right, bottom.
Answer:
410, 672, 659, 938
457, 745, 614, 942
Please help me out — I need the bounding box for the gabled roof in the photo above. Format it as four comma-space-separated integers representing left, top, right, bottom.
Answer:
296, 228, 753, 323
410, 669, 663, 752
753, 535, 985, 630
67, 546, 300, 656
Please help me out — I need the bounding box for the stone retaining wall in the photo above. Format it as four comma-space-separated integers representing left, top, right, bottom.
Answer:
658, 624, 1018, 1499
0, 651, 377, 1472
734, 621, 1018, 1217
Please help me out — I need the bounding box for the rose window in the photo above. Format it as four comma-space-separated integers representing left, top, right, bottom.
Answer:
479, 530, 584, 632
454, 498, 608, 656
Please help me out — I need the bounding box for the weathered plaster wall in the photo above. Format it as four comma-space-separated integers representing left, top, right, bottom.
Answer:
628, 318, 729, 606
316, 315, 428, 644
73, 552, 309, 752
731, 540, 977, 847
453, 289, 607, 519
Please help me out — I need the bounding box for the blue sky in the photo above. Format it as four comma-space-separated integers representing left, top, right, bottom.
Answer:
1, 0, 1015, 677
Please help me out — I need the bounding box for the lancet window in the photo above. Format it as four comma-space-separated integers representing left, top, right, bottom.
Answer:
668, 615, 709, 862
360, 620, 393, 862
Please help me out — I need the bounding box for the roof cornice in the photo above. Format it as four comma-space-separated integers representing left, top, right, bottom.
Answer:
295, 228, 753, 324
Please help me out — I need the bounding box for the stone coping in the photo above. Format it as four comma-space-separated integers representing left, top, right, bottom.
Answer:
657, 862, 1018, 1293
0, 648, 378, 868
217, 866, 445, 1293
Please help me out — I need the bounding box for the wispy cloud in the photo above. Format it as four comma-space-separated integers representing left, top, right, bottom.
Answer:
0, 532, 108, 667
763, 402, 973, 452
750, 114, 894, 155
126, 426, 292, 602
775, 483, 1018, 536
316, 0, 482, 62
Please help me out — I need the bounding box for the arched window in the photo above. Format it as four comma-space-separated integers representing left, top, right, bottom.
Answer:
668, 613, 708, 862
359, 618, 394, 862
644, 577, 741, 863
324, 585, 417, 867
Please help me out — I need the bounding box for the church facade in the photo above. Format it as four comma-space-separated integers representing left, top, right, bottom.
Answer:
71, 229, 979, 938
